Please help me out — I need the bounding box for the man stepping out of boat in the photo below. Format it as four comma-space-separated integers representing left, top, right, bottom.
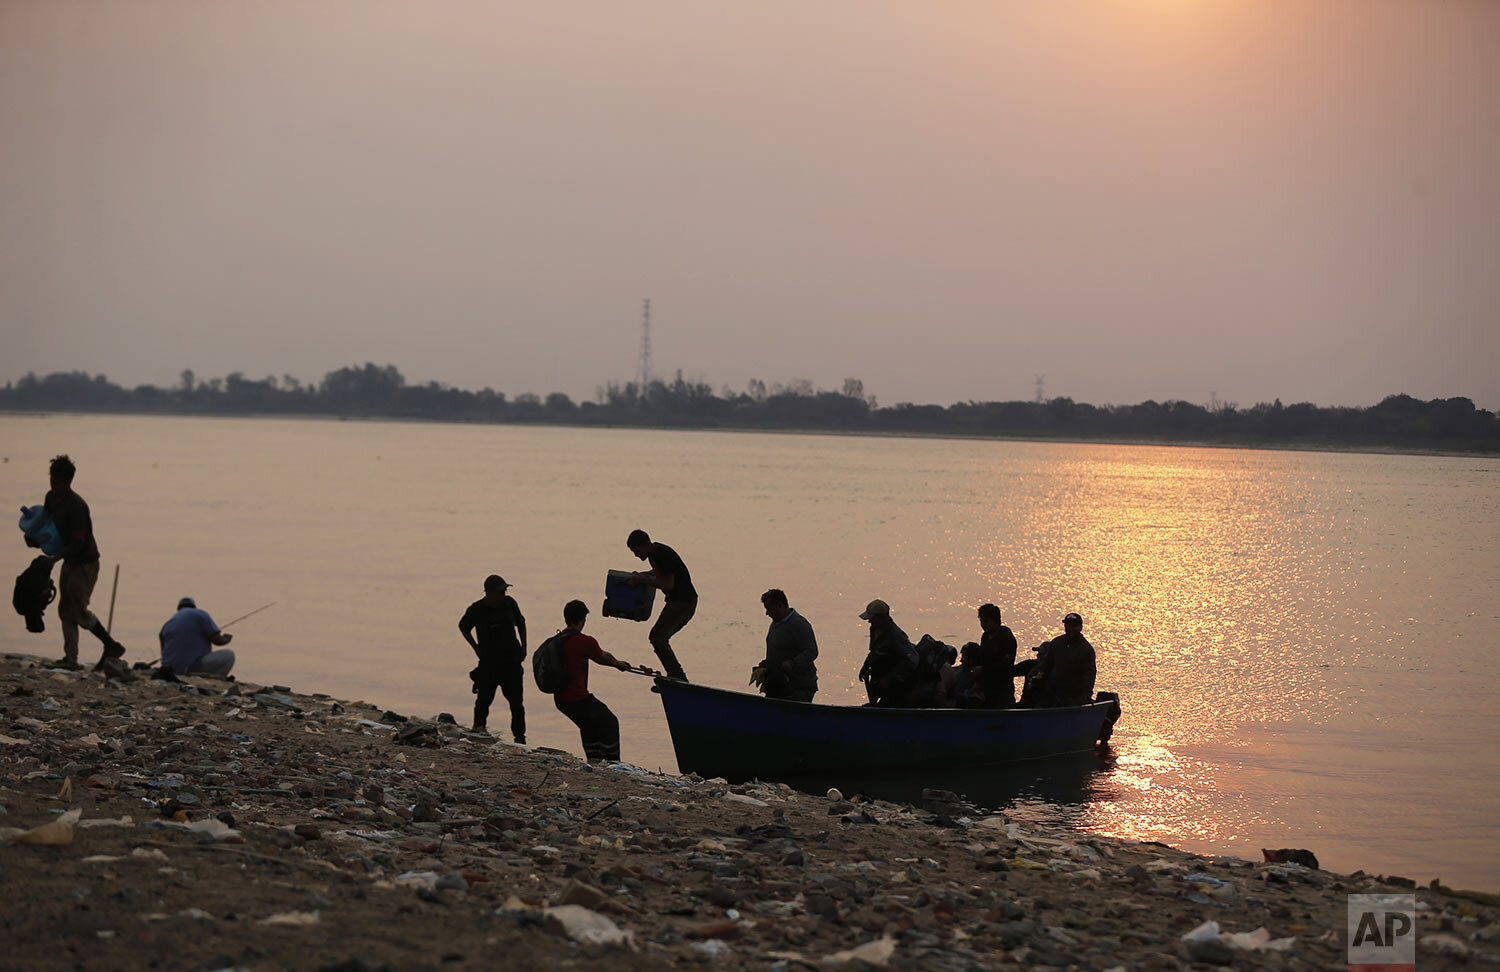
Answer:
625, 528, 697, 681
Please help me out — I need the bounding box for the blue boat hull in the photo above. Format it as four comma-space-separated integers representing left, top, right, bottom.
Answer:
652, 679, 1117, 781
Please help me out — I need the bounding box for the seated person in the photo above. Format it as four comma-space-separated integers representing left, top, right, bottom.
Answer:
159, 597, 235, 677
1019, 612, 1096, 707
944, 641, 987, 708
909, 635, 956, 708
856, 599, 919, 706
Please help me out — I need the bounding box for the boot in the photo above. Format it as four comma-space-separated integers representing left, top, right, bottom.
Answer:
653, 645, 688, 682
87, 621, 126, 660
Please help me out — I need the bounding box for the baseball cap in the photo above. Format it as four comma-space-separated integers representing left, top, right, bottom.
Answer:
1063, 612, 1082, 624
177, 596, 196, 610
484, 575, 510, 592
859, 598, 891, 620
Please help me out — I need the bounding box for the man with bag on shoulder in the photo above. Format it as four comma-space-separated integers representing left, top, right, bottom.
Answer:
552, 599, 632, 763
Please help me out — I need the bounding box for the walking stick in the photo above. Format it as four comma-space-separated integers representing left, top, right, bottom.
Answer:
106, 564, 119, 633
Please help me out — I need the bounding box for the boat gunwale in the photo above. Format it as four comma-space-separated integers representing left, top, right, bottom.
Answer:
650, 676, 1117, 719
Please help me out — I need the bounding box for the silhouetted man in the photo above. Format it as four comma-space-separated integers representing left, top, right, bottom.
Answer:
552, 599, 632, 762
43, 454, 125, 670
754, 589, 818, 703
625, 529, 696, 681
1021, 611, 1096, 707
459, 575, 528, 740
857, 599, 918, 706
159, 596, 235, 676
975, 602, 1022, 707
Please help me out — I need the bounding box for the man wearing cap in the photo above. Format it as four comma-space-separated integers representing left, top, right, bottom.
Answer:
459, 575, 528, 740
1020, 612, 1096, 707
158, 597, 235, 677
857, 599, 920, 706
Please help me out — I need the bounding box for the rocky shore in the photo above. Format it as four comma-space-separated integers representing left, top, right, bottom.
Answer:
1, 652, 1493, 971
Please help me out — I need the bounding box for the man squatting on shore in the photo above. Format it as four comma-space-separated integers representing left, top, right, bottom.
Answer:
751, 588, 818, 703
158, 597, 235, 677
42, 455, 126, 670
625, 529, 696, 682
552, 599, 632, 762
459, 575, 528, 741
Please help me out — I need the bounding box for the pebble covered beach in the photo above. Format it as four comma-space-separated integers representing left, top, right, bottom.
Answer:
1, 653, 1493, 971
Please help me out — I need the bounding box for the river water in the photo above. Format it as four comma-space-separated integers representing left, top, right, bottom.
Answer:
2, 413, 1496, 888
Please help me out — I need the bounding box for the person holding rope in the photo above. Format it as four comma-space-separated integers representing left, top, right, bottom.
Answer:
552, 599, 632, 763
159, 596, 235, 676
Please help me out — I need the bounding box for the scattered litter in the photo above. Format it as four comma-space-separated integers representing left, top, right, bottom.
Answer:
394, 871, 441, 891
6, 807, 80, 845
259, 910, 321, 927
1145, 858, 1188, 874
1181, 920, 1295, 952
723, 793, 768, 808
542, 904, 633, 947
144, 818, 242, 842
823, 936, 897, 965
78, 816, 133, 829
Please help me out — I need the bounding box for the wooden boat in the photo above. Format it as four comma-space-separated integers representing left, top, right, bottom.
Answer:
651, 678, 1119, 782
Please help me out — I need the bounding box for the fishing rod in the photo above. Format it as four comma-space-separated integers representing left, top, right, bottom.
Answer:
219, 601, 276, 630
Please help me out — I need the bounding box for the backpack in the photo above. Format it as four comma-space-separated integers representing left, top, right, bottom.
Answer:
531, 629, 573, 694
13, 555, 57, 633
914, 634, 956, 682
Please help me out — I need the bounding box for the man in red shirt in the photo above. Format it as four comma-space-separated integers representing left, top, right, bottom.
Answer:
553, 599, 632, 762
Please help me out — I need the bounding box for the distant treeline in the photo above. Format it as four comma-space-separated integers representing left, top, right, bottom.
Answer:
3, 364, 1497, 453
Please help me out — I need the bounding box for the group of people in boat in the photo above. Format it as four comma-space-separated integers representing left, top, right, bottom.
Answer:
757, 595, 1097, 711
456, 525, 1102, 762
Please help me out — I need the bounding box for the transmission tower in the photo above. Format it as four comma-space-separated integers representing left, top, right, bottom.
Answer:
636, 298, 653, 388
1034, 375, 1045, 404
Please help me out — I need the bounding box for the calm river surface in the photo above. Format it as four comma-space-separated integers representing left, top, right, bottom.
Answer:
2, 414, 1496, 888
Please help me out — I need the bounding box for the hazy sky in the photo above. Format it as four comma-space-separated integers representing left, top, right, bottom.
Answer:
3, 1, 1497, 409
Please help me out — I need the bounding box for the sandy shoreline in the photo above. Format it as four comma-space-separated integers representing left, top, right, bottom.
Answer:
1, 653, 1492, 971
